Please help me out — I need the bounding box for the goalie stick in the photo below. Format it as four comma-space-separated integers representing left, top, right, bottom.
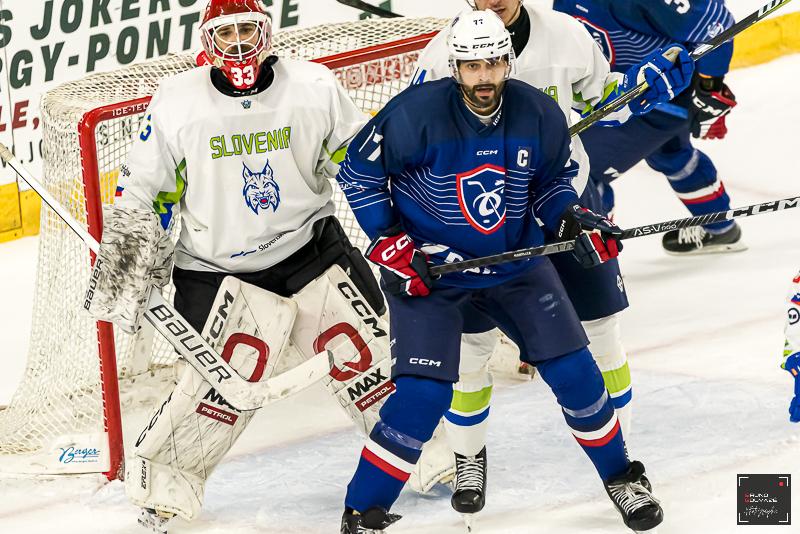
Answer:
336, 0, 402, 18
569, 0, 796, 136
0, 143, 332, 411
430, 196, 800, 276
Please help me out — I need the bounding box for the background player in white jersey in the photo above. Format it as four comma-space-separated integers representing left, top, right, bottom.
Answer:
782, 272, 800, 423
337, 11, 663, 533
83, 0, 386, 529
410, 0, 693, 516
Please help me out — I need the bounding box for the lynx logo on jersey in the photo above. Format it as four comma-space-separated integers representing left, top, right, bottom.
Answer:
456, 164, 506, 235
242, 161, 281, 215
574, 16, 615, 66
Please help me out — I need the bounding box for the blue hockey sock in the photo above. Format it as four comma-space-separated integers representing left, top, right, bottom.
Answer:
537, 348, 629, 481
344, 376, 453, 512
648, 148, 733, 233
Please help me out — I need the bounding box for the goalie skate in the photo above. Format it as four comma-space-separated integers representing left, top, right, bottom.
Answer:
138, 508, 173, 534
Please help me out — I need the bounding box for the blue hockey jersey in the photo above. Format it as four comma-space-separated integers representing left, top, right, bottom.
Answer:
553, 0, 734, 77
336, 78, 580, 288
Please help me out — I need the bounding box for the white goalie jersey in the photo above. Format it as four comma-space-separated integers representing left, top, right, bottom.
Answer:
116, 58, 369, 273
410, 3, 629, 195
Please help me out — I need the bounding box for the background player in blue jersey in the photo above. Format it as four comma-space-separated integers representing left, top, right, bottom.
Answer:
555, 0, 742, 254
336, 11, 663, 533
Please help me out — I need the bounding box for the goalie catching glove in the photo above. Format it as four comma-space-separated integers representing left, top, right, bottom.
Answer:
84, 205, 173, 333
366, 226, 433, 297
557, 204, 622, 269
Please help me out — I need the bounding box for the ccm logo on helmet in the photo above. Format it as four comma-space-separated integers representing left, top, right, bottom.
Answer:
409, 358, 442, 367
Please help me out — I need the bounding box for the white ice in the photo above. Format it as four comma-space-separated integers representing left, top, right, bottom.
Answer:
1, 54, 799, 534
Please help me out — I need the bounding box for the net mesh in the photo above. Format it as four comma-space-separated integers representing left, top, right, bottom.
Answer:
0, 17, 447, 471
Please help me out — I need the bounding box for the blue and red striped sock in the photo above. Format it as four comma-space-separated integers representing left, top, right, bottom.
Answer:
344, 376, 453, 512
537, 348, 629, 481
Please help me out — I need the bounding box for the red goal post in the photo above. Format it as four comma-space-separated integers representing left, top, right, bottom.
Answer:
0, 17, 445, 481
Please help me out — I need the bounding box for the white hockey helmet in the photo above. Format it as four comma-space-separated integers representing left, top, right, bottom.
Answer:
447, 9, 515, 82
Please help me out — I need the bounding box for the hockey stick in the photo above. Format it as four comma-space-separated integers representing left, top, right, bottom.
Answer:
568, 0, 796, 137
336, 0, 402, 18
429, 196, 800, 276
0, 143, 333, 411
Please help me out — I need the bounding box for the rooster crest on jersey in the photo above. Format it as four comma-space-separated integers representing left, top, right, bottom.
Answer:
242, 160, 280, 214
456, 164, 506, 234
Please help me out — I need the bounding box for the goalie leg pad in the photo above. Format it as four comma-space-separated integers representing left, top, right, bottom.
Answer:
583, 313, 632, 439
286, 265, 449, 493
287, 265, 392, 436
125, 277, 297, 520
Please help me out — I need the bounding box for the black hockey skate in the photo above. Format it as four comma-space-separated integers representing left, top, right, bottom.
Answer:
341, 507, 401, 534
662, 222, 746, 255
604, 461, 663, 532
451, 446, 487, 514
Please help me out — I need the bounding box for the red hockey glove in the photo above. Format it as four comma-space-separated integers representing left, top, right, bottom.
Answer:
557, 204, 623, 269
690, 75, 737, 140
366, 228, 432, 297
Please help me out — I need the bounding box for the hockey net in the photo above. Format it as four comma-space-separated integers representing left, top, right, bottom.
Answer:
0, 16, 518, 480
0, 17, 447, 480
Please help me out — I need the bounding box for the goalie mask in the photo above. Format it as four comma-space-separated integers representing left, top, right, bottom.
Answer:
200, 0, 272, 90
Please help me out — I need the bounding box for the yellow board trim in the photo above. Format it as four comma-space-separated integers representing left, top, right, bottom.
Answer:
1, 13, 799, 244
731, 12, 800, 69
0, 185, 40, 243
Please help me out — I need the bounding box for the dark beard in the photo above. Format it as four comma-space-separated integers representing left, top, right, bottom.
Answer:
462, 82, 504, 113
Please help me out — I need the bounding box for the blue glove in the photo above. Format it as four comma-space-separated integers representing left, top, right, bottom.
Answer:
783, 352, 800, 423
624, 45, 695, 115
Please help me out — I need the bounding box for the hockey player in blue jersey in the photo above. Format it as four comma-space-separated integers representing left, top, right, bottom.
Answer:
336, 11, 665, 533
410, 1, 696, 515
555, 0, 742, 254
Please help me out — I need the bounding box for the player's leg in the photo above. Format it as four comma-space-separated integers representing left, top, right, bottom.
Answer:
172, 266, 226, 331
446, 326, 496, 515
646, 130, 745, 254
342, 287, 468, 533
481, 261, 663, 531
578, 110, 685, 215
549, 179, 633, 438
134, 216, 384, 527
130, 277, 298, 526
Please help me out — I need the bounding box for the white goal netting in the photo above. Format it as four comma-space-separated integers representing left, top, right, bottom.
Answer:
0, 17, 448, 477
